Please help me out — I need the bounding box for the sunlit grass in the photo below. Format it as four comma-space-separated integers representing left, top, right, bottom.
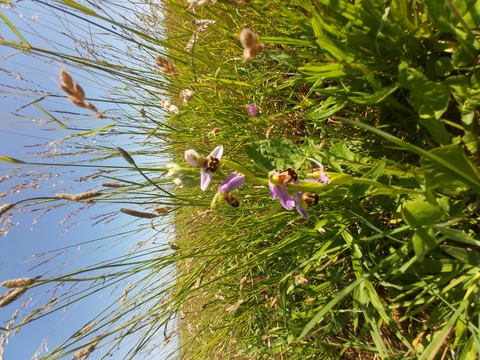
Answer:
1, 0, 479, 359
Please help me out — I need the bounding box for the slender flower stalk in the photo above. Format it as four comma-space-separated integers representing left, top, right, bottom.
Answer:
185, 146, 224, 190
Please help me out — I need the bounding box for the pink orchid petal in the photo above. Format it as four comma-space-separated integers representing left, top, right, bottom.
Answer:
209, 145, 223, 160
185, 149, 202, 167
200, 169, 212, 191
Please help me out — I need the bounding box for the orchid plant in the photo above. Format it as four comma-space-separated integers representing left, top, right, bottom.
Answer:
181, 145, 332, 219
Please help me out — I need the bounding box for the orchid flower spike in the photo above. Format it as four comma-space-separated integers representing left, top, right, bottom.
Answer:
185, 145, 224, 190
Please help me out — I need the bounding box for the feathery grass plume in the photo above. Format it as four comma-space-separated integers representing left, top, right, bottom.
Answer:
185, 20, 216, 51
100, 182, 125, 188
120, 208, 157, 218
1, 277, 36, 288
0, 287, 28, 308
0, 203, 15, 216
239, 28, 264, 62
59, 69, 106, 118
55, 190, 102, 202
155, 55, 179, 75
71, 338, 101, 360
121, 283, 132, 306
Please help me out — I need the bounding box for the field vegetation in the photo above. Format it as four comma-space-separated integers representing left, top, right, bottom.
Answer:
1, 0, 479, 359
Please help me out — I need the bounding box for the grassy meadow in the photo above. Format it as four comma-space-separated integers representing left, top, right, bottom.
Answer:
1, 0, 480, 359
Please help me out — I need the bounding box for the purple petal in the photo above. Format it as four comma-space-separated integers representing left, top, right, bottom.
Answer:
268, 182, 276, 200
247, 104, 259, 117
320, 172, 329, 184
275, 185, 294, 210
219, 172, 245, 192
209, 145, 224, 160
185, 149, 202, 167
294, 192, 309, 218
200, 169, 212, 190
307, 158, 324, 171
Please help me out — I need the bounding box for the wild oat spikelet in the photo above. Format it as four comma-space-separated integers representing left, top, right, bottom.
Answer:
0, 203, 15, 216
59, 69, 106, 118
0, 288, 28, 308
120, 208, 157, 219
155, 55, 179, 75
121, 283, 132, 306
239, 29, 264, 62
1, 277, 36, 288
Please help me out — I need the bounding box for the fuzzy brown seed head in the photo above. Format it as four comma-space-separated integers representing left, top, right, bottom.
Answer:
153, 206, 169, 214
1, 278, 36, 288
239, 29, 264, 62
0, 288, 28, 308
100, 182, 125, 188
60, 69, 74, 89
120, 208, 157, 218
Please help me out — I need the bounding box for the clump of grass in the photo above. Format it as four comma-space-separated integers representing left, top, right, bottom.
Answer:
1, 0, 479, 359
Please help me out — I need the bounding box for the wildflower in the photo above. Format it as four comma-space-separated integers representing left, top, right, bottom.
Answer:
293, 191, 319, 219
216, 171, 245, 207
307, 158, 329, 184
268, 169, 298, 210
179, 89, 195, 104
239, 28, 264, 62
247, 104, 259, 117
185, 145, 223, 190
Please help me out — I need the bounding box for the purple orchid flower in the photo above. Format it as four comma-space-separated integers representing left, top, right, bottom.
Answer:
217, 171, 245, 207
185, 145, 224, 190
219, 171, 245, 193
268, 169, 299, 211
293, 191, 319, 219
307, 158, 329, 184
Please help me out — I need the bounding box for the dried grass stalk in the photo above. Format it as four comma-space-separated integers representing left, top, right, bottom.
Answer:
120, 208, 157, 218
59, 69, 106, 118
73, 322, 97, 338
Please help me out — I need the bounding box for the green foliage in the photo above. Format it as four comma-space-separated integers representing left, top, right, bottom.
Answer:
1, 0, 480, 359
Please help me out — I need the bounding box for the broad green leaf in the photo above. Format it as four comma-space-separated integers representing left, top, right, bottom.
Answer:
244, 138, 317, 172
402, 199, 444, 228
398, 62, 450, 119
412, 227, 438, 262
421, 144, 480, 192
418, 117, 451, 145
425, 0, 480, 32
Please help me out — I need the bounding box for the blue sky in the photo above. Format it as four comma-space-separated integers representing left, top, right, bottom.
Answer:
0, 2, 176, 358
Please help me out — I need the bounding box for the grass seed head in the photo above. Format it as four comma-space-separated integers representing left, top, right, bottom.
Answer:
0, 288, 28, 308
0, 203, 15, 216
120, 208, 157, 218
1, 277, 36, 288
